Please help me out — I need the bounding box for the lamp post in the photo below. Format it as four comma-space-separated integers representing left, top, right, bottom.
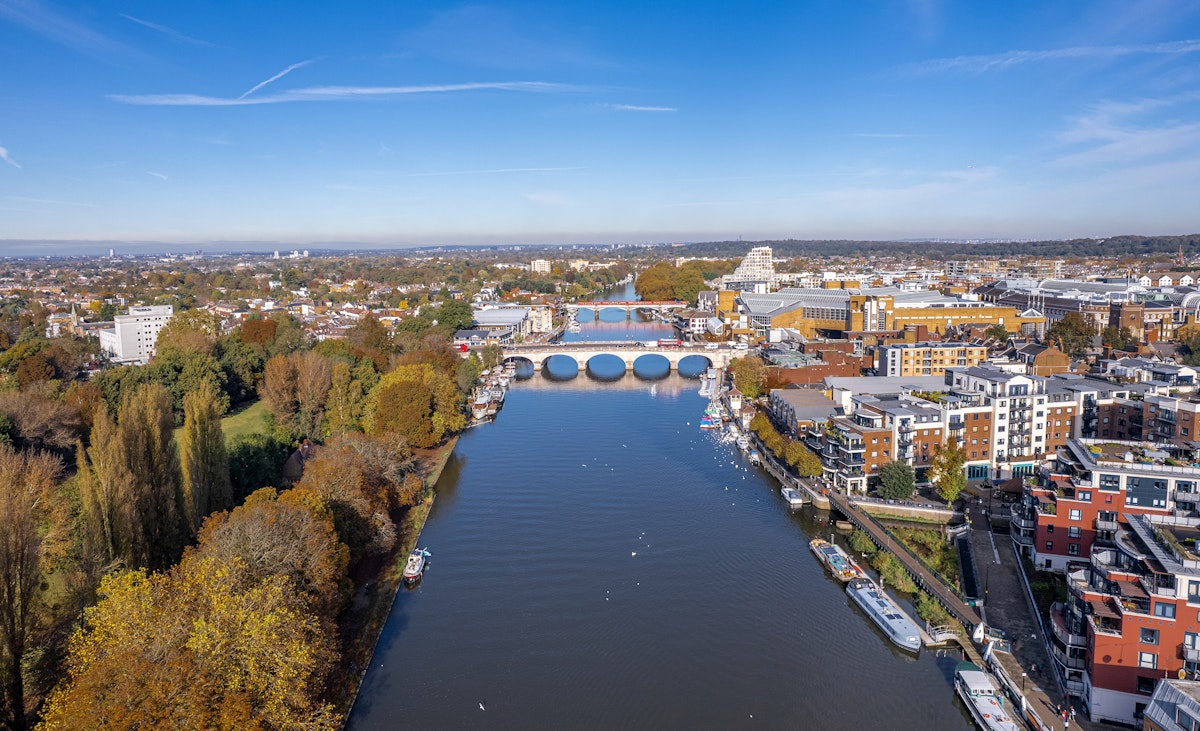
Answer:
1021, 672, 1027, 695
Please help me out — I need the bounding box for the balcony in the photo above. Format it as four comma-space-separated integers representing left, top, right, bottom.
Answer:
1177, 488, 1200, 502
840, 441, 865, 453
1116, 594, 1151, 616
839, 455, 865, 467
898, 423, 915, 434
1095, 517, 1119, 532
1050, 642, 1087, 670
1051, 603, 1088, 648
1184, 645, 1200, 663
1011, 530, 1034, 546
1011, 510, 1036, 530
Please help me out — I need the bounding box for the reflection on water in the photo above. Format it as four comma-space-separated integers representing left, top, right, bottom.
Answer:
348, 368, 974, 731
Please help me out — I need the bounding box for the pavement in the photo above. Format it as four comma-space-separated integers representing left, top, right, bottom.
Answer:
964, 489, 1120, 731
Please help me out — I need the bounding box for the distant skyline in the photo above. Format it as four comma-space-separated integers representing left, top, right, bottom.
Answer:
2, 1, 1200, 247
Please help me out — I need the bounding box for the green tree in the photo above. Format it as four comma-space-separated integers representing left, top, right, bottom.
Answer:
1101, 325, 1137, 351
928, 439, 967, 506
634, 264, 675, 301
1044, 311, 1095, 357
366, 364, 465, 447
435, 299, 475, 334
877, 460, 915, 500
324, 361, 364, 436
671, 267, 706, 304
732, 356, 766, 399
179, 380, 232, 537
480, 344, 503, 370
155, 308, 223, 356
983, 324, 1009, 342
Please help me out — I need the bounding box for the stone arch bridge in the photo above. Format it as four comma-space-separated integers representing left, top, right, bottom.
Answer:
502, 341, 734, 372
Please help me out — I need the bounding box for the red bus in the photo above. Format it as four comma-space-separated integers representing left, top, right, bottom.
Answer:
657, 338, 682, 348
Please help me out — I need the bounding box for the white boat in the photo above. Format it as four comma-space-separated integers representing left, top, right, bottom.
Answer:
472, 395, 489, 420
810, 539, 866, 583
781, 486, 806, 507
403, 548, 431, 585
736, 435, 750, 452
748, 449, 761, 464
845, 578, 922, 652
953, 662, 1024, 731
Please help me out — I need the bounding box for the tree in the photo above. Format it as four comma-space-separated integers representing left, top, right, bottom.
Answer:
634, 264, 675, 301
366, 364, 464, 448
324, 361, 364, 436
14, 353, 54, 389
983, 324, 1009, 342
480, 344, 503, 370
261, 355, 299, 428
1044, 312, 1096, 357
928, 439, 967, 506
83, 383, 184, 570
877, 460, 915, 500
0, 445, 59, 731
434, 300, 474, 334
732, 356, 766, 399
293, 351, 332, 439
784, 440, 821, 477
1101, 325, 1138, 351
155, 309, 223, 356
179, 380, 232, 537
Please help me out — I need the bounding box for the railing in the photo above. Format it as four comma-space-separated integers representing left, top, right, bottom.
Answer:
1011, 510, 1036, 530
1050, 642, 1087, 670
1183, 645, 1200, 663
1140, 575, 1177, 599
1176, 489, 1200, 501
1095, 518, 1119, 531
1011, 531, 1034, 546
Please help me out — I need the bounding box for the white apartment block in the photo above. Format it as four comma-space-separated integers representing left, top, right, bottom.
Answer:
530, 259, 552, 274
98, 305, 174, 365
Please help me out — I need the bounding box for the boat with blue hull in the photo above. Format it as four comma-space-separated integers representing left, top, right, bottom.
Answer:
845, 578, 922, 652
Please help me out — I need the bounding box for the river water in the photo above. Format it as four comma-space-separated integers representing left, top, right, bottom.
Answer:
347, 288, 976, 730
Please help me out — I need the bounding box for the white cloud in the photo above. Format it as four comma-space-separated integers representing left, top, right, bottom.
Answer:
240, 59, 316, 99
0, 146, 21, 169
609, 104, 676, 112
524, 191, 570, 206
906, 39, 1200, 74
111, 81, 573, 106
118, 13, 212, 46
146, 171, 168, 181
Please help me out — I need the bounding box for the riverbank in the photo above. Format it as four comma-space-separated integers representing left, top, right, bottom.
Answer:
332, 434, 460, 725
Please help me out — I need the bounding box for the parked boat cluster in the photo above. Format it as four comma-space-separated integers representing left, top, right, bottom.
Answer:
471, 362, 515, 423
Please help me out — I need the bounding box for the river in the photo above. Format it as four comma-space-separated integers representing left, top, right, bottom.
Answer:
347, 287, 976, 730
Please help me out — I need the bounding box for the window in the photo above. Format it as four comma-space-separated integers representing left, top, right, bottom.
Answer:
1155, 602, 1177, 619
1046, 525, 1055, 533
1141, 628, 1159, 645
1068, 526, 1081, 538
1045, 541, 1053, 551
1068, 543, 1080, 555
1137, 676, 1157, 694
1069, 509, 1082, 521
1099, 474, 1121, 491
1139, 652, 1158, 669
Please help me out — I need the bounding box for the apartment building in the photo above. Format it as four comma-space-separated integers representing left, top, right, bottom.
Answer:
1057, 509, 1200, 725
97, 304, 174, 365
877, 341, 988, 377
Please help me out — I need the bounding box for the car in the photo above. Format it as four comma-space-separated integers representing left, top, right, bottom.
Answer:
733, 343, 749, 350
704, 343, 719, 350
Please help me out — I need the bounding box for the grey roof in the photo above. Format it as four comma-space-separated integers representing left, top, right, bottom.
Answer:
824, 375, 946, 394
769, 388, 837, 422
472, 307, 529, 326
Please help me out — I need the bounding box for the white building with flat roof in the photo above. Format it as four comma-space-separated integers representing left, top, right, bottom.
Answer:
98, 305, 174, 365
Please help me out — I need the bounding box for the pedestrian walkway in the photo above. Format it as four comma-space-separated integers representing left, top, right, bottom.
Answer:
826, 489, 982, 627
965, 492, 1117, 731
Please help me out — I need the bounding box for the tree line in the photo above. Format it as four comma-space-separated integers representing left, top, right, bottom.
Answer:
0, 299, 483, 729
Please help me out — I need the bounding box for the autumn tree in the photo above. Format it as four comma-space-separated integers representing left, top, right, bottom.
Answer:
0, 445, 59, 731
261, 354, 299, 427
786, 440, 822, 477
732, 356, 766, 399
82, 383, 184, 570
155, 308, 223, 356
983, 324, 1009, 342
367, 364, 464, 448
324, 361, 364, 436
928, 439, 967, 506
877, 460, 915, 500
179, 380, 232, 537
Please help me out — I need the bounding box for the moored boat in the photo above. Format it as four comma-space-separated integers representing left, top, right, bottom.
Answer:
781, 486, 806, 507
736, 434, 750, 452
953, 662, 1023, 731
699, 414, 719, 429
748, 449, 761, 464
845, 577, 922, 652
809, 539, 866, 582
472, 395, 489, 420
403, 548, 431, 585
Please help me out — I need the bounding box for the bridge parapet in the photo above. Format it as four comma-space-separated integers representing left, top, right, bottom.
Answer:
501, 341, 730, 372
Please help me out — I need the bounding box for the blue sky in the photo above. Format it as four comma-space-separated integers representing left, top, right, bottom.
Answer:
2, 0, 1200, 249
